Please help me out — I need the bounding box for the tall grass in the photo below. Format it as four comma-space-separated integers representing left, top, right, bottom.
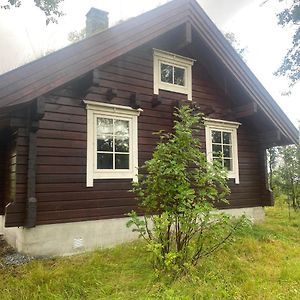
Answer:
0, 206, 299, 300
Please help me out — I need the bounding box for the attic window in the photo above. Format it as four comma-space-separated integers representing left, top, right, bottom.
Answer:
204, 118, 241, 184
153, 49, 195, 100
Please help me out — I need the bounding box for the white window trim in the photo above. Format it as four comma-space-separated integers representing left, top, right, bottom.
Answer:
84, 100, 142, 187
153, 49, 195, 100
204, 118, 241, 184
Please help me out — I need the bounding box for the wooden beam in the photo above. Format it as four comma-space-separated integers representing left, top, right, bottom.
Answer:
152, 95, 162, 107
130, 92, 141, 109
34, 97, 46, 120
24, 128, 37, 228
24, 100, 44, 228
234, 102, 258, 119
202, 105, 215, 117
106, 88, 117, 101
185, 22, 192, 45
175, 22, 192, 49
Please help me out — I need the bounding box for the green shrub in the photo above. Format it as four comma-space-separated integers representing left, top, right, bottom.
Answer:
127, 106, 248, 275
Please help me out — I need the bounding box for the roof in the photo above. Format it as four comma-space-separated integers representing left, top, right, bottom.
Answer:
0, 0, 298, 144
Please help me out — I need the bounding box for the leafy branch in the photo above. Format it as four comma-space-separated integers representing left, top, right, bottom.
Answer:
0, 0, 64, 24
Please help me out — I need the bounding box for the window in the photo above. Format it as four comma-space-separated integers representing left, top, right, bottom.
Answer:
160, 63, 185, 86
84, 101, 142, 187
96, 118, 130, 170
204, 118, 241, 184
153, 49, 195, 100
211, 130, 233, 171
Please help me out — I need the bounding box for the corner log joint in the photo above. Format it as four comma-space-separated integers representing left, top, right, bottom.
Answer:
130, 92, 141, 109
106, 88, 118, 101
152, 95, 162, 107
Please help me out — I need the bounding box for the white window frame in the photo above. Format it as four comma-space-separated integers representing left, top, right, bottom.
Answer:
204, 118, 241, 184
84, 100, 142, 187
153, 49, 195, 100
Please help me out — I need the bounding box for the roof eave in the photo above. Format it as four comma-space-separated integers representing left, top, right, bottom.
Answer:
187, 0, 298, 146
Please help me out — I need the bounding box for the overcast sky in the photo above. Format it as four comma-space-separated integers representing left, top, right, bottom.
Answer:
0, 0, 299, 127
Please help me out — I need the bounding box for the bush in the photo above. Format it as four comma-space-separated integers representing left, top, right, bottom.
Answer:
127, 106, 248, 275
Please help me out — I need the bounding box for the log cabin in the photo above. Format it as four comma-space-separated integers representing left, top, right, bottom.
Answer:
0, 0, 298, 256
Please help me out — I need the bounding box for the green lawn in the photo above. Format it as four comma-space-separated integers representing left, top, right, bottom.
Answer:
1, 206, 300, 300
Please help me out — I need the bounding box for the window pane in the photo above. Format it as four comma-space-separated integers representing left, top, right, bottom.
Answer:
97, 153, 113, 169
224, 159, 233, 171
115, 154, 129, 169
223, 132, 231, 145
213, 157, 222, 166
174, 67, 185, 86
115, 137, 129, 152
223, 145, 232, 158
97, 118, 113, 135
161, 63, 173, 83
212, 131, 221, 143
97, 136, 113, 151
212, 144, 222, 156
115, 120, 129, 136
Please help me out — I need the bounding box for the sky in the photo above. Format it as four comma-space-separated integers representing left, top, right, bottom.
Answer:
0, 0, 299, 127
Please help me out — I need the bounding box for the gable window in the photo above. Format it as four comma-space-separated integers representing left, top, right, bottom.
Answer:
84, 101, 142, 187
204, 118, 241, 184
160, 63, 185, 86
153, 49, 195, 100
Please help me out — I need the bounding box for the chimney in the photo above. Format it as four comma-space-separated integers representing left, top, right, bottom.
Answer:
86, 8, 109, 37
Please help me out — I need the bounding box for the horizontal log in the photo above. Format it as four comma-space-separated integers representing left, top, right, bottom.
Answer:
37, 198, 137, 212
36, 181, 132, 193
36, 205, 138, 222
36, 189, 134, 202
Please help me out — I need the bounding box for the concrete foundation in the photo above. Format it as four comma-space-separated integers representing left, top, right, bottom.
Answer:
0, 215, 3, 235
222, 206, 265, 223
2, 206, 264, 257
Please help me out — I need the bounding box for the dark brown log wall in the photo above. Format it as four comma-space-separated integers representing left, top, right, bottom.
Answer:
4, 46, 269, 226
0, 130, 19, 223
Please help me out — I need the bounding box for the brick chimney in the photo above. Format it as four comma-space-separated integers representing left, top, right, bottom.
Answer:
86, 8, 109, 37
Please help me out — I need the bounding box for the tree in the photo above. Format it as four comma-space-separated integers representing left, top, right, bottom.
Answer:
68, 28, 86, 43
267, 143, 300, 213
278, 145, 300, 210
127, 106, 248, 275
0, 0, 64, 24
224, 32, 247, 60
271, 0, 300, 86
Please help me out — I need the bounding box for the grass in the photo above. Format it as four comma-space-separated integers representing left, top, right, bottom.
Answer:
0, 206, 300, 300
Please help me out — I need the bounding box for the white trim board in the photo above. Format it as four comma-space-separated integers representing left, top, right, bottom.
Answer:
84, 101, 142, 187
204, 118, 241, 184
153, 49, 195, 100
